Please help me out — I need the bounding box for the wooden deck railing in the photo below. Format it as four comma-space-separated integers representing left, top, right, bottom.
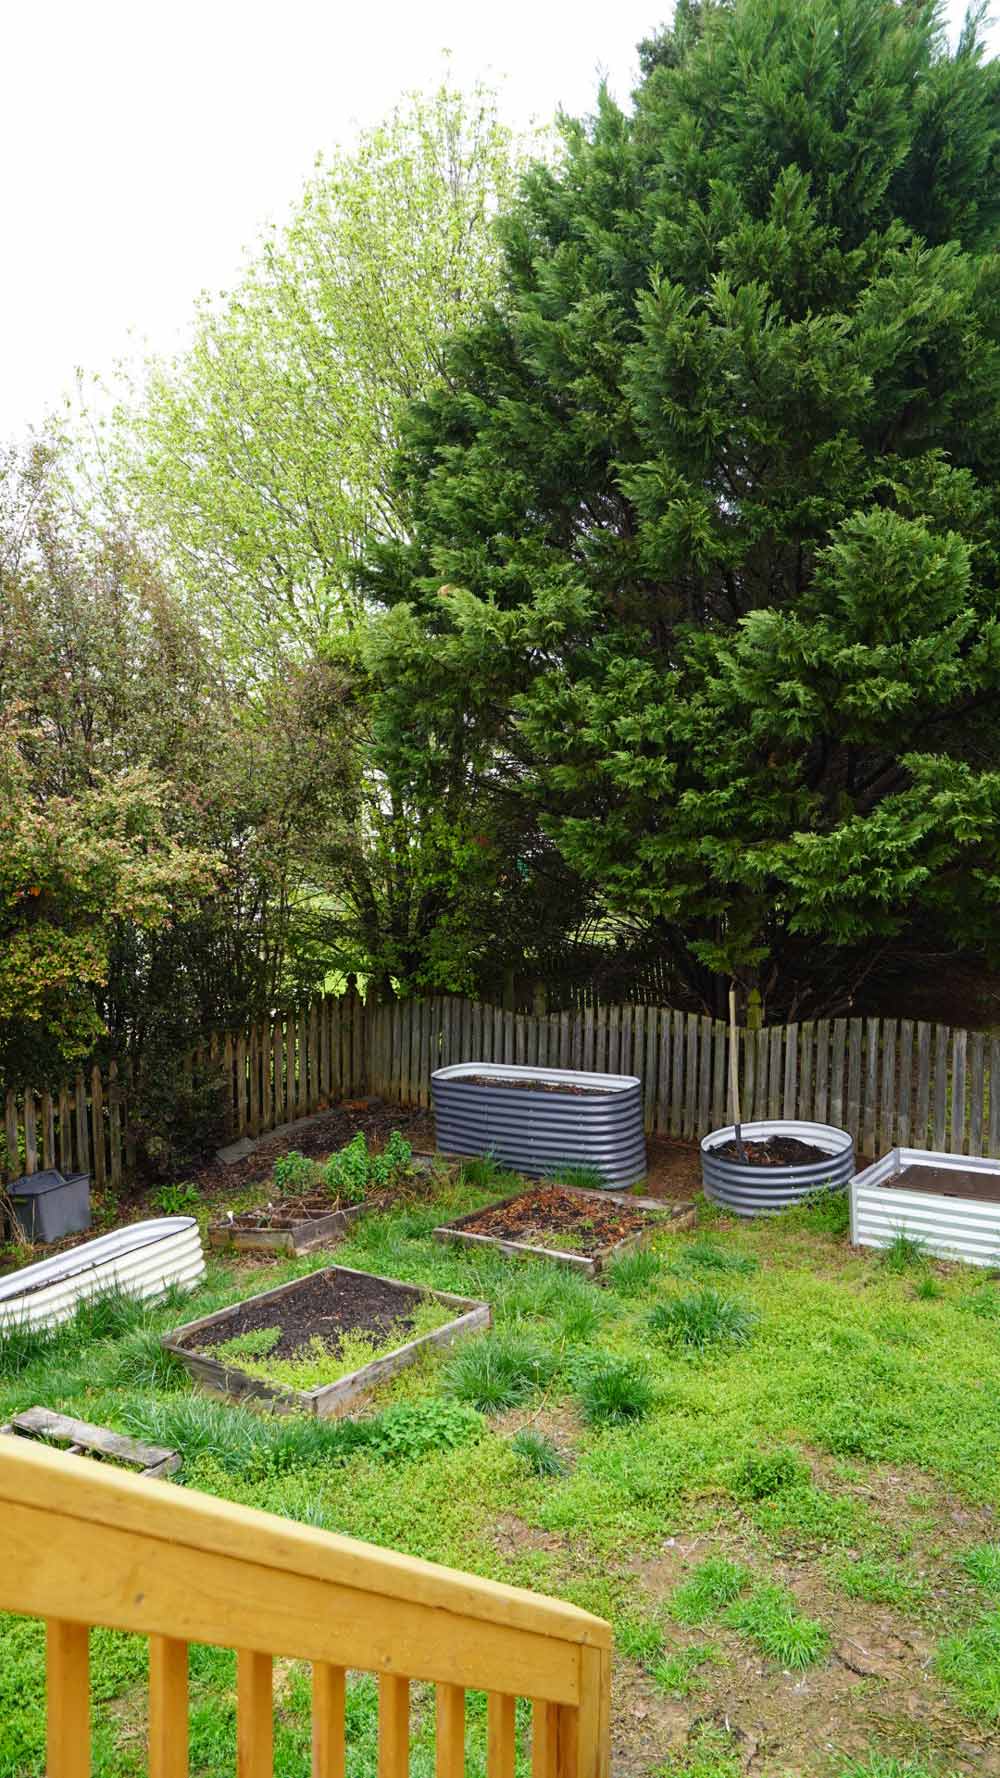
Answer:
0, 1436, 612, 1778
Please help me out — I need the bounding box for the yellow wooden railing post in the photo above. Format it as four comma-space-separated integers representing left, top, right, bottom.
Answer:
237, 1650, 273, 1778
312, 1661, 346, 1778
149, 1634, 188, 1778
378, 1674, 410, 1777
435, 1683, 465, 1778
47, 1619, 90, 1778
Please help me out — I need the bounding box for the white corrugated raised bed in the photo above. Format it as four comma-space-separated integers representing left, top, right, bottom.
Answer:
851, 1149, 1000, 1268
0, 1216, 205, 1332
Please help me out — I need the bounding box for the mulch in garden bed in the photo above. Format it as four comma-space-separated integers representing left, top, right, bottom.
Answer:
457, 1184, 649, 1254
712, 1134, 830, 1166
185, 1268, 426, 1362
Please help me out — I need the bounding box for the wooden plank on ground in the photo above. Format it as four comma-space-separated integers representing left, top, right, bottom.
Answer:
6, 1407, 180, 1476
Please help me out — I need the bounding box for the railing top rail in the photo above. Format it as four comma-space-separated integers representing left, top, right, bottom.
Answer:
1, 1438, 609, 1695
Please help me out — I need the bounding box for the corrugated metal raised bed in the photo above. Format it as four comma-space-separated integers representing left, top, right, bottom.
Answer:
0, 1216, 206, 1332
701, 1120, 855, 1217
851, 1147, 1000, 1266
431, 1062, 646, 1188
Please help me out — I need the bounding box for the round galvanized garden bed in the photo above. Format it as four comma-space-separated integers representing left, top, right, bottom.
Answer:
700, 1119, 855, 1217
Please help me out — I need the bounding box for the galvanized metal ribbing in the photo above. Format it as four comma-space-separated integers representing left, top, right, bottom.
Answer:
431, 1062, 647, 1188
700, 1119, 855, 1216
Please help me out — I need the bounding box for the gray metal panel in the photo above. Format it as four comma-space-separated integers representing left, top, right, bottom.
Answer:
700, 1119, 854, 1216
431, 1063, 646, 1187
851, 1146, 1000, 1266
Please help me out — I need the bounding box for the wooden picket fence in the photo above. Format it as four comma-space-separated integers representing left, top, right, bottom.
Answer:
5, 994, 1000, 1186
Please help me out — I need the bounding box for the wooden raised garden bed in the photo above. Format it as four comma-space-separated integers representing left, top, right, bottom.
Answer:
162, 1265, 490, 1417
208, 1194, 368, 1255
433, 1182, 671, 1277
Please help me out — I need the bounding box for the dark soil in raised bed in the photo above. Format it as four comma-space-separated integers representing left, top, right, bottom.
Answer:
711, 1135, 831, 1166
450, 1074, 612, 1095
889, 1163, 1000, 1205
186, 1270, 427, 1361
457, 1184, 650, 1253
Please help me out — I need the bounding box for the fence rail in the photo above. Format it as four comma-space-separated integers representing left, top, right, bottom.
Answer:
0, 1434, 611, 1778
4, 995, 1000, 1184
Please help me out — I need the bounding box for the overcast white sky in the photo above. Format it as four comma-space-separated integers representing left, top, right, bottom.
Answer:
1, 0, 992, 441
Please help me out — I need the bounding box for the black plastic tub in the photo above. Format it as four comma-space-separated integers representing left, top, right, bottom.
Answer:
431, 1062, 647, 1188
7, 1169, 92, 1243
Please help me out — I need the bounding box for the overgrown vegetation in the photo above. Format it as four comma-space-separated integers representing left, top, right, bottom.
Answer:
2, 1174, 1000, 1773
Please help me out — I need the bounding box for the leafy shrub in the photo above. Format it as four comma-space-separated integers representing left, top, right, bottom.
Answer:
444, 1332, 556, 1413
367, 1399, 482, 1461
155, 1181, 200, 1214
649, 1289, 757, 1353
605, 1248, 663, 1295
732, 1446, 808, 1502
510, 1428, 568, 1477
128, 1050, 228, 1181
322, 1130, 412, 1204
723, 1583, 829, 1668
577, 1355, 654, 1425
670, 1558, 750, 1626
272, 1150, 317, 1193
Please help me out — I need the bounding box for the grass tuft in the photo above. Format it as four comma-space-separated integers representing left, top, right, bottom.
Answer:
962, 1544, 1000, 1596
547, 1163, 607, 1191
576, 1355, 654, 1425
604, 1247, 663, 1295
723, 1583, 829, 1668
674, 1238, 758, 1278
670, 1558, 750, 1625
510, 1428, 568, 1477
443, 1331, 556, 1414
879, 1230, 928, 1273
649, 1288, 757, 1353
936, 1609, 1000, 1721
731, 1445, 808, 1501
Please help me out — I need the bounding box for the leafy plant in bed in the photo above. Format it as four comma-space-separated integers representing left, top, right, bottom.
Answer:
208, 1131, 412, 1253
162, 1264, 489, 1416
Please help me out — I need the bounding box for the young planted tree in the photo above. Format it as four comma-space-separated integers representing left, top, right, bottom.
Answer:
367, 0, 1000, 1018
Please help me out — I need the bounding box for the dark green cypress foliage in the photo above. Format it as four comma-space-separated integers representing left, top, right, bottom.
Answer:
367, 0, 1000, 1014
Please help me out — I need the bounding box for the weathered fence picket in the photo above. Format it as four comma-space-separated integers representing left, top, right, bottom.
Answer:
7, 994, 1000, 1187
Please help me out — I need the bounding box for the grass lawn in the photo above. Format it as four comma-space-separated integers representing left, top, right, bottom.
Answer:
2, 1160, 1000, 1778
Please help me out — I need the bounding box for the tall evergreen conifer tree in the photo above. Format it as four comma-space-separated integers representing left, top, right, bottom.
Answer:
367, 0, 1000, 1016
